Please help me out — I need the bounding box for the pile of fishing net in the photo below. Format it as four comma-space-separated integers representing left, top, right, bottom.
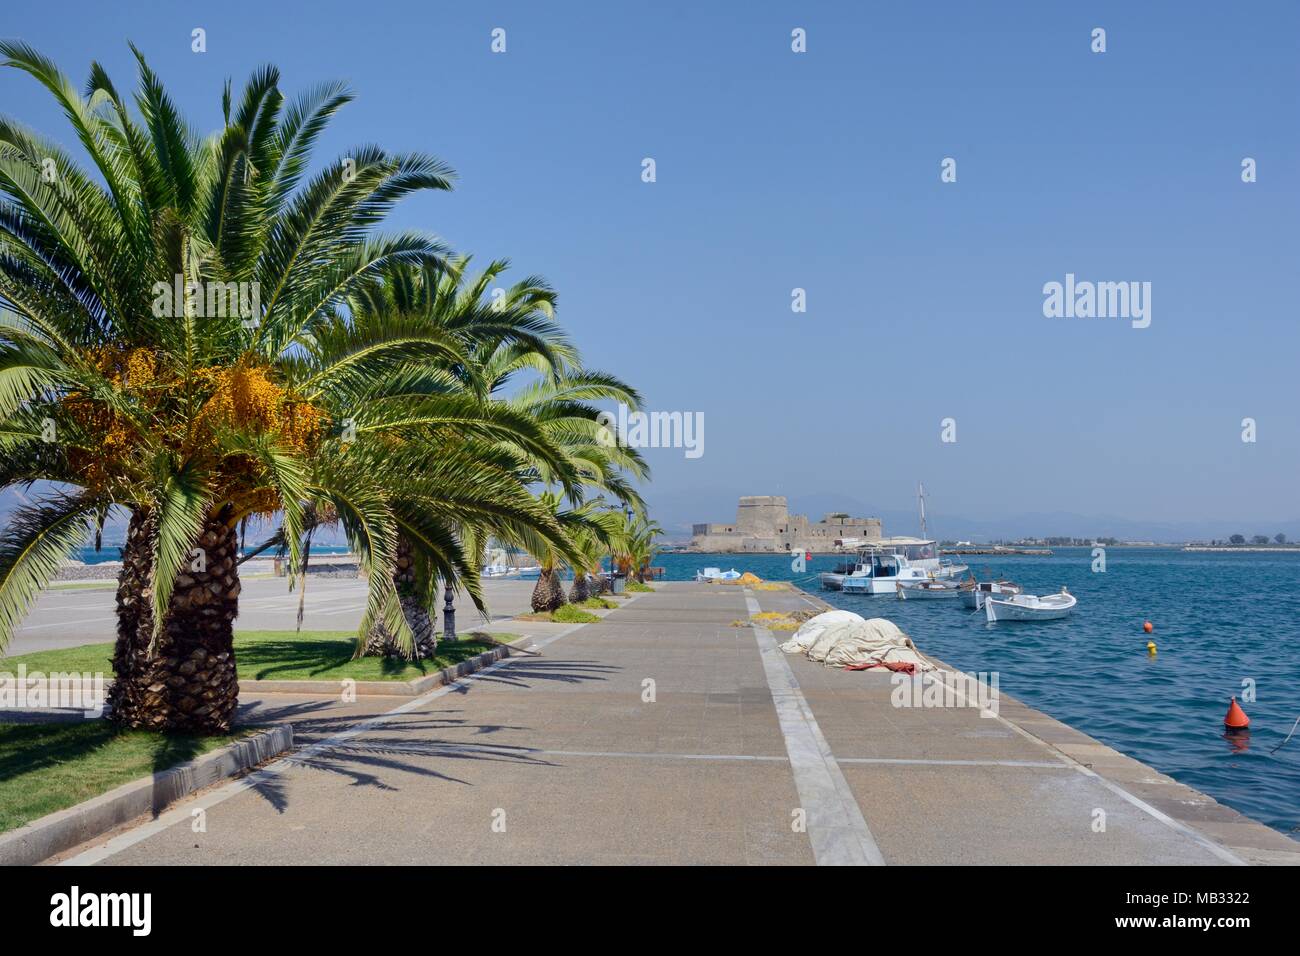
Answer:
779, 609, 934, 671
717, 571, 765, 585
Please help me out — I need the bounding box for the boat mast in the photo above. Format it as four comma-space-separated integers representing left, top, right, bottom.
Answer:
918, 481, 928, 540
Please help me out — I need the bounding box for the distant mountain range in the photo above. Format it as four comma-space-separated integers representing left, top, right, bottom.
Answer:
643, 487, 1300, 545
5, 484, 1296, 549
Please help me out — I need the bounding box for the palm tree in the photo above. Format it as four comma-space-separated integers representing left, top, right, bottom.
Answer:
522, 492, 621, 613
621, 514, 663, 583
567, 510, 620, 603
499, 360, 651, 602
318, 428, 583, 658
0, 44, 507, 732
331, 258, 581, 655
339, 258, 649, 639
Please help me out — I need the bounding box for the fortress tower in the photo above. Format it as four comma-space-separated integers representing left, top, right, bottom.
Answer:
735, 495, 790, 535
689, 496, 881, 552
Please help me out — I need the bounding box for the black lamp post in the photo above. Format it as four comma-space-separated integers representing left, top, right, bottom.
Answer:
443, 579, 456, 641
610, 504, 635, 591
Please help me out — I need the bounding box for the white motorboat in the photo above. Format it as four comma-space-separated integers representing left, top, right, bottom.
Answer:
896, 579, 962, 600
984, 588, 1076, 622
482, 547, 525, 578
834, 539, 951, 594
819, 558, 865, 590
959, 579, 1022, 610
696, 567, 741, 582
823, 484, 967, 593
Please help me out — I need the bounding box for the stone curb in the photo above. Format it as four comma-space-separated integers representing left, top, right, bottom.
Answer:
0, 724, 293, 866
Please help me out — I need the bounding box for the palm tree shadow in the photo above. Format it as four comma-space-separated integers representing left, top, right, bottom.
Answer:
218, 656, 619, 815
233, 699, 530, 743
0, 718, 244, 823
223, 712, 560, 814
454, 659, 619, 691
234, 735, 559, 814
148, 731, 212, 818
237, 639, 430, 680
236, 638, 498, 680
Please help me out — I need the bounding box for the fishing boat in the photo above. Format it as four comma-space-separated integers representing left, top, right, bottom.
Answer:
695, 567, 742, 582
984, 588, 1076, 622
819, 558, 866, 590
822, 484, 968, 592
959, 579, 1022, 610
515, 566, 542, 580
938, 558, 970, 578
834, 539, 960, 594
896, 579, 963, 600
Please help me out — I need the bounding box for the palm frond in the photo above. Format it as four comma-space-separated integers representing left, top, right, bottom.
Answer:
145, 461, 211, 652
0, 492, 97, 651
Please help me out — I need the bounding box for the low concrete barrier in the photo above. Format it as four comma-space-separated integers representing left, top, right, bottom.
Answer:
0, 724, 293, 866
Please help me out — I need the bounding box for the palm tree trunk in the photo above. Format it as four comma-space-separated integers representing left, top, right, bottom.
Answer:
362, 535, 436, 659
568, 572, 590, 603
531, 568, 565, 612
108, 507, 241, 734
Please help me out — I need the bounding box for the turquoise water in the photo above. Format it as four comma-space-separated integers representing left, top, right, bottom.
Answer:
659, 548, 1300, 838
71, 545, 354, 564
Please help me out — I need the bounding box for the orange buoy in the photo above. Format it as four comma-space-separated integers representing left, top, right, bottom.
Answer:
1224, 697, 1250, 730
1143, 620, 1154, 633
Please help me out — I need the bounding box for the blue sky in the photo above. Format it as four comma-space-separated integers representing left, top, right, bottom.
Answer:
3, 1, 1298, 538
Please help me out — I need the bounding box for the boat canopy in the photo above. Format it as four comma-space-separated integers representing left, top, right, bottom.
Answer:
862, 538, 937, 562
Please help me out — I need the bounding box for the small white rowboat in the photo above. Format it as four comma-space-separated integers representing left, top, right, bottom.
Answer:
695, 567, 741, 582
896, 579, 963, 600
959, 579, 1022, 610
984, 588, 1076, 622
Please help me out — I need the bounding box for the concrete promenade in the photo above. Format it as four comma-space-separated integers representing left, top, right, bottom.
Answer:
49, 582, 1300, 866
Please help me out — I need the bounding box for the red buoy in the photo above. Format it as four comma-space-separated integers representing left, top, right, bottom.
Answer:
1143, 620, 1153, 633
1224, 697, 1250, 730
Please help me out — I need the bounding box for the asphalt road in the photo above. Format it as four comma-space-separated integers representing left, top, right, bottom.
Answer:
5, 576, 539, 657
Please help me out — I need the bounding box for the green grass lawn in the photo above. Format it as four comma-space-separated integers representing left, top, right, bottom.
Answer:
0, 630, 521, 683
516, 603, 606, 623
0, 721, 247, 834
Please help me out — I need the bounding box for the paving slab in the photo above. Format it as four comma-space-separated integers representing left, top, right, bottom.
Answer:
67, 585, 814, 865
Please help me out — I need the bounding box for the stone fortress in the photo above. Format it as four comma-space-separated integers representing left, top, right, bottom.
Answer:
689, 496, 882, 553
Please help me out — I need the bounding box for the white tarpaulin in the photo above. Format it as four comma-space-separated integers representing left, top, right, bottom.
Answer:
780, 610, 934, 671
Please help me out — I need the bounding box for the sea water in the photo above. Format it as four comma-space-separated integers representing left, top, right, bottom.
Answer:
70, 545, 355, 564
